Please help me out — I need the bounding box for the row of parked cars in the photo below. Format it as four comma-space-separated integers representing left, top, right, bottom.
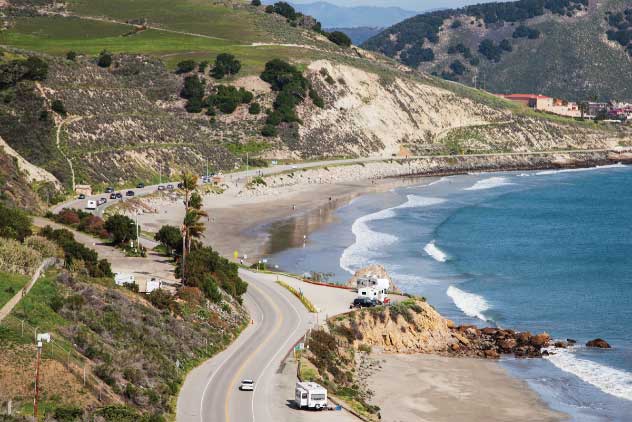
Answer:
81, 182, 183, 210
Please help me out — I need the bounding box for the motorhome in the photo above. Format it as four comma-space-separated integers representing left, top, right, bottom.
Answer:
358, 286, 388, 303
295, 382, 327, 410
86, 200, 97, 210
356, 274, 390, 292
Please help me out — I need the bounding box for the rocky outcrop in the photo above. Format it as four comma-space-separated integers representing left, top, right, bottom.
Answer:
328, 300, 553, 359
586, 338, 611, 348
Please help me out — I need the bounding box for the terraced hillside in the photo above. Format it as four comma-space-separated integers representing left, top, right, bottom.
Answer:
0, 0, 630, 193
363, 0, 632, 101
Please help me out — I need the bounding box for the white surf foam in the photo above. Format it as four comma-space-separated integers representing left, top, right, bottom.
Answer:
536, 163, 626, 176
545, 346, 632, 401
340, 195, 445, 274
464, 176, 513, 191
424, 240, 448, 262
446, 285, 490, 321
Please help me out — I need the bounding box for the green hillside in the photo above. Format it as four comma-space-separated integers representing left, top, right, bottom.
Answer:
363, 0, 632, 101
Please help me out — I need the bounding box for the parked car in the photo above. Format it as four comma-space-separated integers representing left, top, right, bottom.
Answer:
126, 190, 135, 197
115, 192, 123, 199
239, 379, 255, 391
136, 183, 145, 189
351, 297, 378, 308
110, 193, 117, 199
105, 187, 114, 193
97, 198, 107, 206
177, 182, 184, 189
78, 194, 86, 199
167, 184, 174, 190
157, 185, 165, 191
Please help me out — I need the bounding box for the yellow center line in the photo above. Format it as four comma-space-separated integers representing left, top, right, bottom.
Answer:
224, 280, 283, 422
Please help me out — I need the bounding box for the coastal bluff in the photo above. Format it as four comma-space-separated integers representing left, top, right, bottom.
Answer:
328, 298, 553, 359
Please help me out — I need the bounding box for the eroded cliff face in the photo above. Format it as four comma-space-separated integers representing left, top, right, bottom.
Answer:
299, 60, 504, 157
298, 60, 627, 158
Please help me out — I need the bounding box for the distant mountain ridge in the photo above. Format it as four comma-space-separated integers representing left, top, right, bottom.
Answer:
264, 1, 417, 28
362, 0, 632, 101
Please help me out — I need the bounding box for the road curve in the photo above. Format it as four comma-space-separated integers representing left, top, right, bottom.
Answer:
177, 269, 312, 422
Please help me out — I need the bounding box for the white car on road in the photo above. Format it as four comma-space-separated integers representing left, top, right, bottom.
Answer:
239, 379, 255, 391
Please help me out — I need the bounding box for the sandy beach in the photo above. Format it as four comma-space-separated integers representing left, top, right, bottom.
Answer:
367, 354, 565, 422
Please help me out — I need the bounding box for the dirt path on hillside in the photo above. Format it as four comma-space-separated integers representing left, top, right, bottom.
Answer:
0, 258, 57, 322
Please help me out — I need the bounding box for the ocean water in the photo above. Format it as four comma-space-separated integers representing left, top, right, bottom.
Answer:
267, 164, 632, 421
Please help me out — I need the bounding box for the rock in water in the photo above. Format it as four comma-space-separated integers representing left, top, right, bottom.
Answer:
530, 332, 551, 347
586, 338, 611, 348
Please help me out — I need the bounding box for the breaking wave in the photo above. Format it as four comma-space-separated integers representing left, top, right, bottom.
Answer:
545, 347, 632, 401
340, 195, 445, 274
446, 285, 490, 321
424, 240, 448, 262
464, 176, 513, 191
536, 163, 626, 176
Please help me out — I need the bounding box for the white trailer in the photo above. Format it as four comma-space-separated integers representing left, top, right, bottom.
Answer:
86, 200, 97, 210
358, 286, 388, 304
114, 273, 135, 286
295, 382, 327, 410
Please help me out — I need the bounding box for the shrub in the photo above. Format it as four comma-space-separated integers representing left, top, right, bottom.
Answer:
0, 203, 32, 241
271, 2, 297, 20
105, 214, 137, 245
251, 0, 261, 5
154, 225, 182, 256
261, 124, 277, 137
0, 238, 43, 275
23, 56, 48, 80
499, 39, 513, 52
400, 46, 434, 67
198, 60, 209, 73
180, 75, 205, 100
327, 31, 352, 47
66, 51, 77, 61
513, 25, 540, 39
211, 53, 241, 79
97, 50, 112, 68
478, 39, 503, 61
309, 88, 324, 108
148, 289, 174, 310
24, 235, 63, 258
175, 60, 196, 74
204, 85, 253, 114
248, 102, 261, 114
53, 406, 83, 421
451, 19, 462, 28
449, 60, 466, 75
181, 245, 247, 300
200, 275, 222, 303
51, 99, 67, 116
93, 405, 140, 422
185, 97, 203, 113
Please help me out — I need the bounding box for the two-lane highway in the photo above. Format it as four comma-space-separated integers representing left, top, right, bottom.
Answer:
177, 269, 313, 422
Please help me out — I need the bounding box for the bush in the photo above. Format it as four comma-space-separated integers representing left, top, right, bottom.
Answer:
97, 50, 112, 68
449, 60, 466, 75
271, 2, 297, 20
105, 214, 137, 245
261, 124, 277, 137
400, 46, 434, 67
175, 60, 196, 74
0, 238, 42, 275
154, 225, 182, 256
200, 275, 222, 303
198, 60, 209, 73
513, 25, 540, 39
248, 102, 261, 114
181, 245, 247, 300
251, 0, 261, 5
180, 75, 205, 100
185, 97, 203, 113
148, 289, 174, 310
24, 235, 63, 258
478, 39, 504, 61
204, 85, 253, 114
66, 51, 77, 61
0, 203, 32, 241
51, 99, 67, 116
211, 53, 241, 79
309, 88, 324, 108
327, 31, 352, 47
53, 406, 83, 421
23, 56, 48, 81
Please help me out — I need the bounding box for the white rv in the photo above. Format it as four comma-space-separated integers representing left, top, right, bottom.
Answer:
295, 382, 327, 410
358, 286, 388, 303
86, 200, 97, 210
356, 274, 390, 292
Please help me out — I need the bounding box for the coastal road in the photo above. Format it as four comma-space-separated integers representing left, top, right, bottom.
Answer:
51, 148, 617, 215
177, 269, 314, 422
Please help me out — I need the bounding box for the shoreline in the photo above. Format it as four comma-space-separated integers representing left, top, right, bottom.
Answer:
130, 156, 632, 421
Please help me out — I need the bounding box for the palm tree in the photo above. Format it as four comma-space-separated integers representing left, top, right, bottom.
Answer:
180, 171, 201, 283
183, 208, 207, 253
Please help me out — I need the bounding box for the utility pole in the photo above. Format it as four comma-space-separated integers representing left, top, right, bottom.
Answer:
135, 212, 140, 249
206, 158, 209, 179
159, 163, 162, 185
33, 340, 42, 419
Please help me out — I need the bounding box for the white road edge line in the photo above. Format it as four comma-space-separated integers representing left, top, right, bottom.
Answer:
199, 290, 265, 422
252, 275, 305, 422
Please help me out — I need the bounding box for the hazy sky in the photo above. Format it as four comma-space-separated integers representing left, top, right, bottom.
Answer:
290, 1, 488, 12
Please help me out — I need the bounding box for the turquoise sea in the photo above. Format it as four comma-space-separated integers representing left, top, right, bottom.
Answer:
267, 164, 632, 421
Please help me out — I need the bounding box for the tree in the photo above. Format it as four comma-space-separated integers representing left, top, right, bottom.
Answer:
105, 214, 137, 245
97, 50, 112, 68
251, 0, 261, 5
0, 203, 32, 241
176, 60, 197, 74
578, 101, 589, 120
449, 60, 466, 75
66, 51, 77, 61
51, 99, 67, 116
154, 225, 182, 256
261, 124, 277, 137
499, 39, 513, 52
272, 2, 297, 20
180, 75, 205, 100
327, 31, 352, 47
211, 53, 241, 79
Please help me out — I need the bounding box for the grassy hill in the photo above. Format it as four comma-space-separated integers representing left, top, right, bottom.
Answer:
363, 0, 632, 101
0, 0, 629, 193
